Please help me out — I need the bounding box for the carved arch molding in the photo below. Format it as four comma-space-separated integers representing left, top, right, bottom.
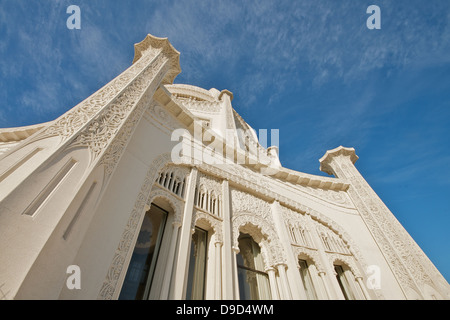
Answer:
98, 154, 370, 300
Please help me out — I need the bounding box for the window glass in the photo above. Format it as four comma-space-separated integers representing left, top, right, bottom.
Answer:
299, 259, 318, 300
236, 233, 272, 300
119, 204, 167, 300
186, 227, 208, 300
334, 265, 355, 300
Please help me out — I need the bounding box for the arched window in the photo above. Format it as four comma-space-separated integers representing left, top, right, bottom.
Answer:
320, 232, 331, 251
236, 233, 271, 300
119, 204, 168, 300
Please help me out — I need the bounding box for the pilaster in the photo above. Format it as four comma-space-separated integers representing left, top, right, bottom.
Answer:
320, 146, 450, 299
221, 179, 235, 299
173, 167, 198, 299
270, 201, 305, 299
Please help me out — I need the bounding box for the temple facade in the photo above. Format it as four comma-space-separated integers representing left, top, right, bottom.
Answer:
0, 34, 448, 300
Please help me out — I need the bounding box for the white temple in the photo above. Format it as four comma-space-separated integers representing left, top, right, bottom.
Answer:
0, 34, 448, 300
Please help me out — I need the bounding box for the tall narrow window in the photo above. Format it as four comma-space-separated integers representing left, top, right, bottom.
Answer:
186, 227, 208, 300
299, 259, 318, 300
334, 265, 355, 300
236, 233, 272, 300
119, 204, 167, 300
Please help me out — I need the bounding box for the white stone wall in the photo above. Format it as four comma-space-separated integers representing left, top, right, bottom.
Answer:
0, 35, 448, 301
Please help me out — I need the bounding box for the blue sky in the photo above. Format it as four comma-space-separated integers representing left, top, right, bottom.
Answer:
1, 1, 449, 283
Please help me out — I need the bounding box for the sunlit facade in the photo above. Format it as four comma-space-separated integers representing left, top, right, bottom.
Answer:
0, 34, 449, 300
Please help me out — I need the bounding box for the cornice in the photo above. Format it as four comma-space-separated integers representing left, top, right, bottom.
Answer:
0, 121, 54, 143
154, 85, 351, 192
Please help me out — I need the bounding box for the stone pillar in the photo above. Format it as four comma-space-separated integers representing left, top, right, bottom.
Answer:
276, 264, 293, 300
221, 180, 235, 299
232, 247, 240, 300
318, 272, 332, 299
356, 276, 372, 300
173, 168, 198, 299
305, 214, 341, 299
308, 263, 326, 300
270, 201, 306, 299
215, 241, 223, 299
295, 263, 309, 300
319, 146, 450, 299
160, 221, 181, 299
267, 267, 280, 300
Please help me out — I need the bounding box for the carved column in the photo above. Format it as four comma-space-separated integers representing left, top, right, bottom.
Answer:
270, 201, 305, 299
320, 146, 449, 299
318, 272, 332, 299
160, 221, 181, 299
305, 214, 340, 299
215, 241, 223, 299
266, 267, 280, 300
356, 276, 372, 300
308, 263, 326, 300
221, 179, 235, 299
173, 167, 198, 299
232, 247, 241, 300
276, 264, 293, 300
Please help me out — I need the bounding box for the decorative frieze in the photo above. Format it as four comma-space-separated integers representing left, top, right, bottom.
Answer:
173, 95, 222, 114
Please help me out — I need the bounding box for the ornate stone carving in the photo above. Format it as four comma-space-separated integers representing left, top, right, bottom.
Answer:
291, 246, 324, 273
145, 101, 182, 132
197, 172, 222, 195
328, 254, 362, 278
97, 153, 171, 300
230, 189, 286, 267
147, 187, 183, 226
304, 186, 353, 207
173, 95, 222, 114
25, 45, 161, 147
192, 210, 223, 243
75, 54, 168, 163
319, 148, 450, 298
